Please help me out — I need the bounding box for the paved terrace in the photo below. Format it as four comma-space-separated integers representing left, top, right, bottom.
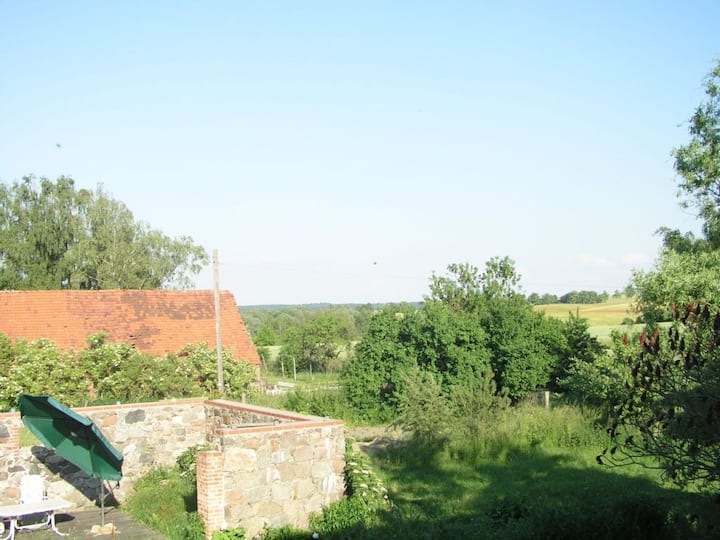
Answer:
9, 507, 165, 539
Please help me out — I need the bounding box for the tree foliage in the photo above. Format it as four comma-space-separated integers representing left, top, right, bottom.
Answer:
344, 258, 598, 420
0, 176, 207, 290
668, 62, 720, 251
242, 304, 371, 346
634, 249, 720, 324
343, 304, 417, 421
279, 310, 352, 372
635, 62, 720, 320
603, 303, 720, 492
0, 334, 255, 411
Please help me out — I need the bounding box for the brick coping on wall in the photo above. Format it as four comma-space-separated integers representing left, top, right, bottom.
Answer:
0, 397, 205, 419
1, 397, 343, 425
206, 399, 344, 436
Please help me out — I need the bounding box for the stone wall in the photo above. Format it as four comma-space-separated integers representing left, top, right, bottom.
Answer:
0, 399, 207, 506
0, 399, 346, 538
200, 400, 346, 538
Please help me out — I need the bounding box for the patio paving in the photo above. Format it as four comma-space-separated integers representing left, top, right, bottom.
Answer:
10, 507, 166, 539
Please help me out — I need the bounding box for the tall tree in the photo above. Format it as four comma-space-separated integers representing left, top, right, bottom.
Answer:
666, 62, 720, 251
635, 62, 720, 321
0, 176, 207, 289
609, 62, 720, 493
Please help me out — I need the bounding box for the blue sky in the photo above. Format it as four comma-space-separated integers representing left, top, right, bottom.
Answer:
1, 1, 718, 305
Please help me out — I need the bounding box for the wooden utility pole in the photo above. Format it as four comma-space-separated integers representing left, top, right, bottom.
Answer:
213, 249, 224, 394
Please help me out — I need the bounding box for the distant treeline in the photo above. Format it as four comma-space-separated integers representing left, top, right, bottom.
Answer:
239, 289, 624, 349
527, 286, 635, 305
527, 290, 611, 305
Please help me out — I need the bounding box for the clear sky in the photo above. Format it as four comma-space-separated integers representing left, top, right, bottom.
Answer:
1, 1, 718, 305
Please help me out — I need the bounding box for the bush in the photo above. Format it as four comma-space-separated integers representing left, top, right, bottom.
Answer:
0, 333, 257, 411
283, 389, 350, 419
391, 366, 452, 450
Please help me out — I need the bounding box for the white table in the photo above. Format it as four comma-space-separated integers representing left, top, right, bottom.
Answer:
0, 498, 71, 539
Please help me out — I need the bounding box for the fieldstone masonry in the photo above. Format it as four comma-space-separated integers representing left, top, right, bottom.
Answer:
0, 399, 345, 539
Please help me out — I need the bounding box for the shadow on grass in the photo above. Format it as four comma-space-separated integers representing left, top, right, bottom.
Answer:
296, 439, 720, 540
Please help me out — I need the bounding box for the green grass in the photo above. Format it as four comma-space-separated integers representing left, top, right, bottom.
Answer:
123, 466, 205, 539
19, 426, 41, 447
260, 370, 342, 389
589, 323, 646, 345
257, 405, 720, 539
370, 443, 718, 539
354, 406, 720, 539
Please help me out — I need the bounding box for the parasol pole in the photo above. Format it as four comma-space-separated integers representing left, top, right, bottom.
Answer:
100, 480, 105, 526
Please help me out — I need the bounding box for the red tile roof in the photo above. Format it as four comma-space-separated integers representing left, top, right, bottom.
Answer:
0, 290, 260, 365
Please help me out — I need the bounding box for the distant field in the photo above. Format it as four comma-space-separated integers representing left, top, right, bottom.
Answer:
536, 298, 641, 345
535, 298, 637, 326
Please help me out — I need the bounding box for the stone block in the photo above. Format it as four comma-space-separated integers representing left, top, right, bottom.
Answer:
313, 446, 329, 460
292, 461, 311, 479
311, 461, 332, 480
265, 467, 280, 483
292, 445, 313, 463
125, 409, 145, 424
280, 431, 296, 450
245, 485, 270, 504
275, 463, 294, 482
224, 448, 256, 472
320, 474, 337, 495
271, 482, 293, 501
293, 478, 314, 499
240, 435, 263, 449
257, 500, 282, 517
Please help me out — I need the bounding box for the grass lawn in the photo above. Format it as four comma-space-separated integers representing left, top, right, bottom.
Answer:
366, 443, 719, 539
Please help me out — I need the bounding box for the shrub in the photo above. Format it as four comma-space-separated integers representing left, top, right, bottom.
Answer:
283, 389, 350, 420
0, 334, 257, 412
391, 365, 453, 450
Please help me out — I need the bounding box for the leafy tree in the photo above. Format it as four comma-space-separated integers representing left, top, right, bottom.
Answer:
634, 62, 720, 322
280, 310, 352, 372
0, 177, 87, 289
345, 258, 591, 415
559, 290, 607, 304
482, 295, 566, 400
549, 312, 606, 392
253, 325, 278, 347
0, 176, 207, 290
663, 62, 720, 251
343, 304, 418, 421
603, 303, 720, 492
634, 249, 720, 324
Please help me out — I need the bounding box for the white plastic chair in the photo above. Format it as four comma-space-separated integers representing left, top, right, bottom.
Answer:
17, 475, 49, 531
20, 475, 45, 503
